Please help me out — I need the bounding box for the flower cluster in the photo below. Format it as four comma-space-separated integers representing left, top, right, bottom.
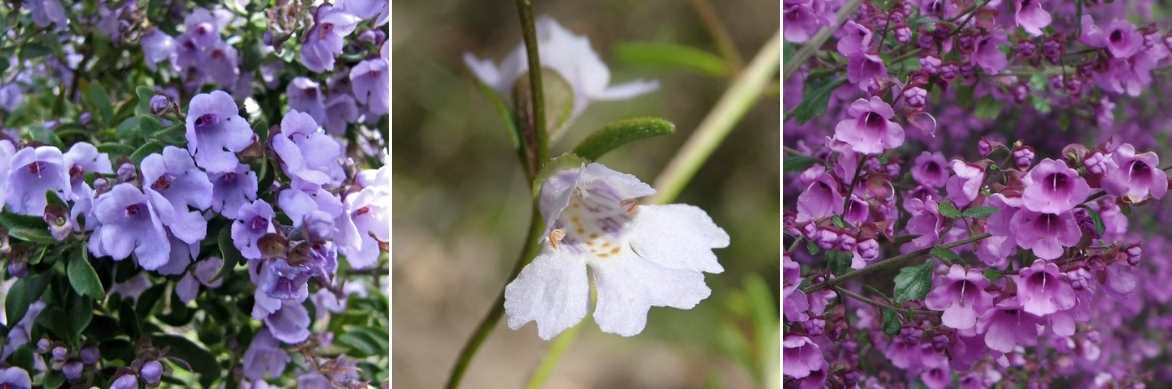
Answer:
785, 2, 1172, 386
0, 1, 388, 386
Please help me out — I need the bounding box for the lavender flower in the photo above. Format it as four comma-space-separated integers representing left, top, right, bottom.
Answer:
1014, 261, 1077, 316
350, 58, 389, 116
1102, 143, 1168, 203
323, 94, 359, 135
300, 5, 362, 73
339, 167, 389, 269
90, 184, 173, 270
272, 110, 345, 188
3, 146, 71, 216
242, 328, 289, 380
925, 265, 993, 330
264, 301, 311, 344
287, 77, 327, 126
0, 367, 30, 389
1013, 0, 1051, 36
977, 298, 1042, 352
210, 164, 258, 219
1010, 209, 1081, 260
232, 199, 277, 260
186, 90, 253, 173
833, 97, 905, 154
783, 335, 824, 379
1022, 158, 1091, 214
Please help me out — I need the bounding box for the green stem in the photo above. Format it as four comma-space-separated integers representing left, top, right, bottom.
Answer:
516, 0, 549, 171
801, 233, 992, 293
689, 0, 744, 74
650, 32, 780, 204
781, 0, 863, 80
524, 32, 781, 389
524, 322, 582, 389
444, 208, 546, 389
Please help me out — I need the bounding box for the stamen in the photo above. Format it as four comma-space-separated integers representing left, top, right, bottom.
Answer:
548, 229, 565, 250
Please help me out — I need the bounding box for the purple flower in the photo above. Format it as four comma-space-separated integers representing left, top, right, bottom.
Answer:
26, 0, 66, 28
833, 97, 905, 155
141, 28, 176, 70
185, 90, 254, 173
1022, 158, 1090, 213
971, 32, 1008, 74
945, 160, 985, 207
177, 257, 224, 303
323, 94, 359, 135
287, 77, 327, 126
795, 173, 843, 223
140, 360, 163, 385
142, 146, 213, 212
783, 0, 826, 43
836, 21, 872, 57
977, 298, 1042, 352
183, 8, 229, 47
242, 328, 288, 380
1010, 209, 1081, 260
298, 373, 331, 389
846, 53, 887, 87
62, 361, 83, 381
279, 182, 345, 228
1013, 0, 1051, 36
109, 375, 137, 389
1101, 20, 1142, 59
0, 367, 31, 389
926, 265, 994, 330
300, 5, 362, 73
91, 184, 173, 270
265, 301, 311, 344
3, 146, 71, 216
258, 259, 314, 303
0, 84, 23, 111
350, 58, 389, 116
210, 164, 258, 219
339, 168, 389, 269
272, 111, 345, 188
339, 0, 388, 26
1014, 261, 1076, 316
232, 199, 276, 260
203, 42, 241, 87
1103, 143, 1168, 202
912, 151, 950, 188
783, 335, 824, 379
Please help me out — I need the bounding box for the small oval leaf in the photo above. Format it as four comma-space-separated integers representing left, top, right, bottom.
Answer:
68, 248, 106, 299
573, 117, 675, 160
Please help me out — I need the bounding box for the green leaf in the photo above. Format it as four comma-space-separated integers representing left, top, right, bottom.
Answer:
81, 82, 115, 127
893, 263, 932, 304
41, 372, 65, 389
983, 268, 1003, 282
36, 307, 77, 347
129, 140, 165, 164
10, 346, 34, 372
826, 250, 852, 275
474, 78, 520, 149
217, 227, 244, 284
152, 334, 221, 386
67, 292, 93, 337
572, 117, 675, 160
930, 246, 961, 264
135, 86, 156, 116
937, 200, 962, 218
962, 206, 998, 219
973, 97, 1001, 120
791, 72, 845, 124
783, 153, 817, 173
5, 274, 47, 325
97, 143, 136, 158
1087, 209, 1105, 236
0, 211, 54, 244
613, 41, 729, 77
68, 248, 106, 299
881, 308, 902, 336
19, 43, 51, 60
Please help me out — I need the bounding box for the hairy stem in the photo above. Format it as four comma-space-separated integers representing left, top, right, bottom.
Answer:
651, 32, 780, 204
516, 0, 549, 171
802, 233, 992, 293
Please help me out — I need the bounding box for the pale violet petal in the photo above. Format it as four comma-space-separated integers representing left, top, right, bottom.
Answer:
503, 249, 589, 340
591, 79, 660, 101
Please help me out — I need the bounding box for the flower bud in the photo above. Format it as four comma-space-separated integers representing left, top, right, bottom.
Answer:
903, 87, 927, 110
149, 95, 170, 115
80, 347, 99, 365
141, 360, 164, 385
63, 361, 83, 381
79, 112, 92, 126
117, 162, 137, 183
51, 346, 68, 364
36, 338, 51, 353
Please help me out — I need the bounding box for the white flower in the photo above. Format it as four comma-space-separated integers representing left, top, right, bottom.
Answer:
463, 17, 659, 129
504, 163, 728, 340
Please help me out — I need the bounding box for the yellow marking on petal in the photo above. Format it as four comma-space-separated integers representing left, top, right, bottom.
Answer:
609, 247, 620, 255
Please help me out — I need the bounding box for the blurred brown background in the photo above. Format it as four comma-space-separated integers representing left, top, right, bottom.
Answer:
391, 0, 779, 387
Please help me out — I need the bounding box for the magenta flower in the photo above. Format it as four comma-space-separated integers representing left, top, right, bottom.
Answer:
783, 0, 826, 43
945, 160, 984, 207
795, 173, 843, 222
1102, 20, 1142, 59
846, 53, 887, 86
977, 298, 1042, 352
91, 184, 173, 270
1013, 0, 1051, 36
185, 90, 254, 173
3, 146, 71, 216
833, 97, 905, 155
925, 265, 994, 330
1010, 209, 1081, 260
1022, 158, 1090, 213
912, 151, 949, 188
1103, 143, 1168, 202
836, 21, 872, 57
783, 335, 824, 379
971, 32, 1008, 74
1014, 261, 1077, 316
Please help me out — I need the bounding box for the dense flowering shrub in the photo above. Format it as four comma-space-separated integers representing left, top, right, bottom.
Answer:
785, 0, 1172, 387
0, 0, 387, 387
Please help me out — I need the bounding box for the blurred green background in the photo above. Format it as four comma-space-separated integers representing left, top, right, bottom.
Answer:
391, 0, 779, 387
